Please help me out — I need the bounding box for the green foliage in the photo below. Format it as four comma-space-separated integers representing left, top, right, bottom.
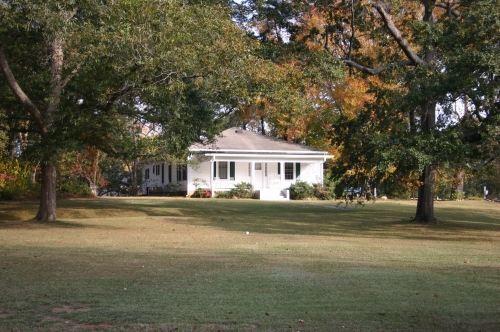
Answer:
0, 0, 266, 219
215, 191, 232, 199
191, 178, 210, 198
0, 117, 7, 156
378, 177, 412, 200
97, 157, 132, 196
313, 184, 334, 200
166, 182, 181, 193
314, 176, 339, 200
240, 0, 500, 219
228, 182, 255, 199
57, 178, 92, 196
193, 178, 209, 190
289, 181, 314, 200
0, 159, 39, 200
451, 190, 466, 201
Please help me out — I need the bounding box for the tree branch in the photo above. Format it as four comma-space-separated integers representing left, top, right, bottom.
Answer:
104, 85, 134, 112
473, 149, 500, 172
0, 44, 47, 133
434, 3, 460, 17
374, 2, 427, 66
61, 59, 87, 89
343, 59, 414, 75
0, 126, 38, 134
45, 35, 64, 119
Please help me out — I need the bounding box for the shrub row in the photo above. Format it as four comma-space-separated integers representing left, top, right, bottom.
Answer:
215, 182, 255, 199
289, 181, 336, 200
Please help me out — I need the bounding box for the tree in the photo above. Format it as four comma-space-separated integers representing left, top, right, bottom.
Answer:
242, 0, 500, 222
0, 0, 260, 220
232, 0, 345, 151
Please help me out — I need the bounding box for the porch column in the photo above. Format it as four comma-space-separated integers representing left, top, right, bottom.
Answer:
251, 161, 255, 188
210, 159, 214, 197
186, 156, 191, 196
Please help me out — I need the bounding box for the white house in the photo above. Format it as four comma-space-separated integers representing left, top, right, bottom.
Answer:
142, 127, 333, 200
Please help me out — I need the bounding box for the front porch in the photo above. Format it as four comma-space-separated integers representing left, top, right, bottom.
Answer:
187, 157, 324, 200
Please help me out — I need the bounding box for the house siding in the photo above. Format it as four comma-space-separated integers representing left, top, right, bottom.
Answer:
185, 157, 324, 195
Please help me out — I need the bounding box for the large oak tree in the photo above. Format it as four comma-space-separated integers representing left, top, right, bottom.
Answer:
239, 0, 499, 222
0, 0, 260, 221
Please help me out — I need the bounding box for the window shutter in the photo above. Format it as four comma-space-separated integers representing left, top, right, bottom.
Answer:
213, 161, 217, 178
230, 162, 235, 180
296, 163, 301, 180
278, 163, 281, 175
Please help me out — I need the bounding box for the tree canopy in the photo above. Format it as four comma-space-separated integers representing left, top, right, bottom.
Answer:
235, 0, 500, 221
0, 0, 262, 220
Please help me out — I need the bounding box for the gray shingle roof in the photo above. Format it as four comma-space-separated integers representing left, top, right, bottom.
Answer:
190, 127, 327, 154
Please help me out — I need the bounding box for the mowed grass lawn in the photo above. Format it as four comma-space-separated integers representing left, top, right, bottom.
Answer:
0, 198, 499, 331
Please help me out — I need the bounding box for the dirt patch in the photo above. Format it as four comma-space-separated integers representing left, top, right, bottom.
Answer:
72, 323, 114, 329
52, 305, 91, 314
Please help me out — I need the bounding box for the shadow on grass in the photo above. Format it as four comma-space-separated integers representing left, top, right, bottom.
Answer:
0, 219, 119, 230
1, 198, 499, 240
156, 208, 500, 242
58, 199, 500, 241
161, 216, 480, 241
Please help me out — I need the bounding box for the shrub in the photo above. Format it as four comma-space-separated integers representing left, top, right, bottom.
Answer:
313, 183, 335, 200
0, 159, 39, 199
451, 190, 465, 201
215, 191, 231, 199
0, 190, 15, 201
166, 182, 181, 193
289, 181, 314, 200
229, 182, 254, 199
57, 178, 92, 195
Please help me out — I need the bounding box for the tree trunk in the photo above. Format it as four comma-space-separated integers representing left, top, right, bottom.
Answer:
413, 98, 437, 222
36, 161, 57, 221
412, 3, 438, 223
413, 165, 436, 223
450, 169, 464, 199
30, 163, 38, 186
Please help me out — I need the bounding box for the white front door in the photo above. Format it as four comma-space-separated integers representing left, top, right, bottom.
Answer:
254, 162, 263, 188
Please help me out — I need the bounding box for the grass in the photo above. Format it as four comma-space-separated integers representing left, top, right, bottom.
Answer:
0, 198, 499, 331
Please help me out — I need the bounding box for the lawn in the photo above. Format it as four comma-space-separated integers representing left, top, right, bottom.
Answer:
0, 198, 499, 331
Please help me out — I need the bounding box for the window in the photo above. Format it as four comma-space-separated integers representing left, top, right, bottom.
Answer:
177, 164, 187, 181
153, 164, 160, 176
248, 163, 251, 176
230, 162, 235, 180
219, 161, 228, 179
285, 162, 293, 180
265, 163, 267, 177
145, 168, 150, 180
255, 163, 262, 170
